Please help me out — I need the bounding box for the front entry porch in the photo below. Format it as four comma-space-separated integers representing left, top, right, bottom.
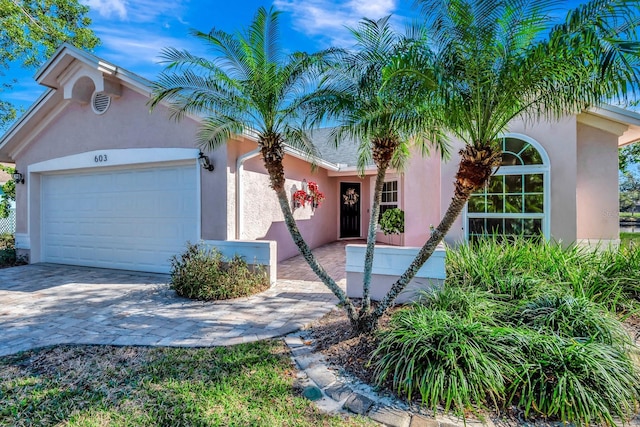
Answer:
278, 240, 365, 282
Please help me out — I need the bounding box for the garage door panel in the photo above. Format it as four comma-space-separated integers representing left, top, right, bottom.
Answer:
42, 164, 198, 273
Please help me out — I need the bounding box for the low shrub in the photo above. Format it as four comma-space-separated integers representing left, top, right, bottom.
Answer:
446, 236, 640, 312
416, 286, 508, 326
0, 232, 13, 249
510, 295, 630, 346
0, 247, 17, 267
0, 233, 27, 268
374, 299, 640, 424
170, 242, 269, 300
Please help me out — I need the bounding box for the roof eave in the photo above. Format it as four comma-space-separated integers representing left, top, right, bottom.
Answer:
583, 105, 640, 147
0, 89, 56, 162
283, 145, 341, 171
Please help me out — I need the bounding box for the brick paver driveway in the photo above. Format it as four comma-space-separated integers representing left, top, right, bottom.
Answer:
0, 257, 341, 356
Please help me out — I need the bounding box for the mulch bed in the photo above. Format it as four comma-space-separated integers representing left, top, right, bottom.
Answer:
307, 306, 401, 389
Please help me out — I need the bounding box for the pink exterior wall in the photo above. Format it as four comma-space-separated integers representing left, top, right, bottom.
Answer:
14, 86, 229, 241
576, 123, 620, 240
238, 145, 341, 261
402, 150, 442, 247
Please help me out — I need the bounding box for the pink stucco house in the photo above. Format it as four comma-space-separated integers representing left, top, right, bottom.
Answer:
0, 44, 639, 275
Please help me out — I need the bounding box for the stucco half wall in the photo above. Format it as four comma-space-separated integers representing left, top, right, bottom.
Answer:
346, 244, 446, 303
204, 239, 278, 284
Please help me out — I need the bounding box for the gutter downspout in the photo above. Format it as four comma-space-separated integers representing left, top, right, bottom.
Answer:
235, 148, 261, 240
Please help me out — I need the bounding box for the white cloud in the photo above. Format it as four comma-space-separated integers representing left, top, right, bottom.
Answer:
82, 0, 127, 20
92, 25, 207, 78
122, 0, 187, 23
5, 82, 43, 103
349, 0, 397, 17
82, 0, 187, 23
274, 0, 398, 46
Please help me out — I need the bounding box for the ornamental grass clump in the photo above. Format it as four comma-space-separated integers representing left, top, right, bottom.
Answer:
511, 295, 630, 346
446, 236, 640, 312
170, 242, 269, 300
417, 286, 508, 326
373, 238, 640, 424
371, 305, 515, 414
508, 333, 640, 426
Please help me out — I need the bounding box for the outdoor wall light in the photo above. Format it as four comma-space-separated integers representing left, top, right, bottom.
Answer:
12, 170, 24, 184
198, 152, 214, 171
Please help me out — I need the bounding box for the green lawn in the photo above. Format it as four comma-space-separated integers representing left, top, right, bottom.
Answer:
620, 212, 640, 219
621, 232, 640, 247
0, 341, 372, 427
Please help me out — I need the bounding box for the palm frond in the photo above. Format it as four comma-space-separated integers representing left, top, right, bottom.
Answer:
197, 115, 246, 151
402, 0, 640, 147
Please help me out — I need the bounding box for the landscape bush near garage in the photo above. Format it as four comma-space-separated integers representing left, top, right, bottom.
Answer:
0, 233, 26, 269
169, 242, 269, 300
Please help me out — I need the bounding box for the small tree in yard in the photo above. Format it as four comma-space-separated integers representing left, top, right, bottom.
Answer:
0, 165, 15, 219
0, 0, 99, 129
150, 7, 360, 320
302, 17, 447, 326
152, 1, 640, 335
362, 0, 640, 332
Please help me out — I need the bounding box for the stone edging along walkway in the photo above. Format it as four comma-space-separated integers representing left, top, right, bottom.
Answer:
284, 330, 494, 427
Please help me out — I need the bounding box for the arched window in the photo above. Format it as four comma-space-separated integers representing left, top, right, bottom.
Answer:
465, 135, 550, 241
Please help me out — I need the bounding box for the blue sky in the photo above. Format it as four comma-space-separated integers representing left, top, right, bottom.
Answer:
6, 0, 588, 114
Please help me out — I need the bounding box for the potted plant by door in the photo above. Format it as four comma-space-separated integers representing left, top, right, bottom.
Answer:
379, 208, 404, 245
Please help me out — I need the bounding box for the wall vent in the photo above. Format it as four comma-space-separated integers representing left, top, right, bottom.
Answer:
91, 92, 111, 115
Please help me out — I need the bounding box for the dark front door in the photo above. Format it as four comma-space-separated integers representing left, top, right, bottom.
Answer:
340, 182, 361, 238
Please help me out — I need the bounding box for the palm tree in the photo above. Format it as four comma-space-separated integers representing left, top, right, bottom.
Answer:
303, 16, 447, 328
149, 7, 361, 323
360, 0, 640, 331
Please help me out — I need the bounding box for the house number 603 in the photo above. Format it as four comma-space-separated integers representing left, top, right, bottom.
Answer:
94, 154, 108, 163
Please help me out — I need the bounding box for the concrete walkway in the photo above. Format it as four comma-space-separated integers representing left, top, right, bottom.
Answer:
279, 240, 363, 282
0, 242, 349, 356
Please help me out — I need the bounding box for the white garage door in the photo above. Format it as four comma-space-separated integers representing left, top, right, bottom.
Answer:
41, 163, 198, 273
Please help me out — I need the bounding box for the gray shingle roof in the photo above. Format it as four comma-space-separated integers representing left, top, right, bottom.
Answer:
308, 127, 370, 168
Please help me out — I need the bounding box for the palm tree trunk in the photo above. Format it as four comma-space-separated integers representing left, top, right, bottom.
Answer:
354, 145, 501, 334
274, 185, 358, 318
261, 141, 360, 326
361, 163, 389, 313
